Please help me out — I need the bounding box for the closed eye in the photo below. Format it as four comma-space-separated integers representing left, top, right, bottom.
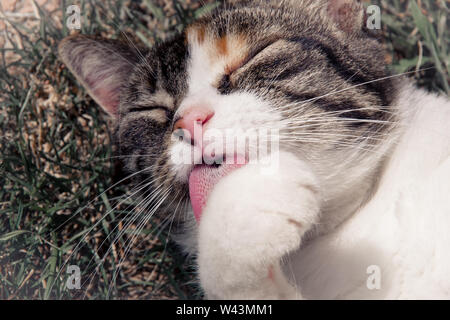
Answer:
128, 106, 168, 113
228, 38, 281, 75
218, 38, 281, 94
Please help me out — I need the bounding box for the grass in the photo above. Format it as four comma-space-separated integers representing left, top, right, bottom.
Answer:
375, 0, 449, 94
0, 0, 448, 300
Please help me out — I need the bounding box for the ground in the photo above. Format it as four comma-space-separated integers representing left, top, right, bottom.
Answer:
0, 0, 448, 299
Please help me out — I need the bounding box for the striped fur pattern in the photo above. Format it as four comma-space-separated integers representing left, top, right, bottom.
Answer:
59, 0, 398, 225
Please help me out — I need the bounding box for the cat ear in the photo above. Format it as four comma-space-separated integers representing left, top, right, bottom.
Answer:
327, 0, 365, 34
58, 35, 141, 117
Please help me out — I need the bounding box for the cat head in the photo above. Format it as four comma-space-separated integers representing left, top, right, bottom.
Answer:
59, 0, 398, 220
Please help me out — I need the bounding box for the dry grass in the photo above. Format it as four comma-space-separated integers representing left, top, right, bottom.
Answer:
0, 0, 448, 300
0, 0, 218, 300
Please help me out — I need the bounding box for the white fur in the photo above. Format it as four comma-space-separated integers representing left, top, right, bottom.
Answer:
171, 39, 450, 299
288, 85, 450, 299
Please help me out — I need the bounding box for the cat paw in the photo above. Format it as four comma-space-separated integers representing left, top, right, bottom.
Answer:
197, 152, 320, 299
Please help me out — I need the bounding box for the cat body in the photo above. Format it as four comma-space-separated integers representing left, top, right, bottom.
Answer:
282, 83, 450, 299
193, 81, 450, 299
58, 0, 450, 299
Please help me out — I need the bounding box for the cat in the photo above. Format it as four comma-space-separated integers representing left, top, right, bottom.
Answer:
58, 0, 450, 299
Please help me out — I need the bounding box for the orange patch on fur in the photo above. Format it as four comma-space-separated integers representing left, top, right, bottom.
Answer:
186, 25, 206, 44
187, 27, 249, 77
197, 27, 206, 44
213, 34, 249, 76
216, 36, 228, 56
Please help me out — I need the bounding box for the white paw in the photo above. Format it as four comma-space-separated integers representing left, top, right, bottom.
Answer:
197, 152, 320, 299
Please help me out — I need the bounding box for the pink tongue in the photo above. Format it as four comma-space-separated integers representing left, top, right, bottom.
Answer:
189, 163, 244, 222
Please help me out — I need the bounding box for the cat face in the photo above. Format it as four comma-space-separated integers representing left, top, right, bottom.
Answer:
59, 0, 398, 221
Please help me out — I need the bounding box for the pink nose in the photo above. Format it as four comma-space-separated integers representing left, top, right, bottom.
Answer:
174, 106, 214, 145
